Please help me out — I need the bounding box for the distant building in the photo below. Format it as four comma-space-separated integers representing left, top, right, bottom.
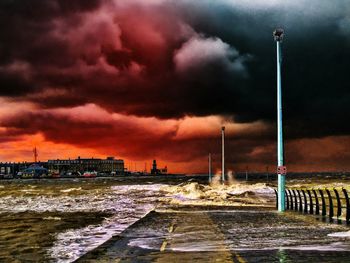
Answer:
0, 156, 125, 178
0, 162, 34, 178
47, 156, 124, 175
150, 160, 167, 175
21, 164, 48, 178
0, 163, 12, 175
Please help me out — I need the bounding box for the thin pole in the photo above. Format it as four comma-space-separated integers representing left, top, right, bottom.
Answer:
221, 127, 225, 183
274, 29, 285, 212
33, 147, 38, 163
266, 166, 269, 182
208, 153, 212, 183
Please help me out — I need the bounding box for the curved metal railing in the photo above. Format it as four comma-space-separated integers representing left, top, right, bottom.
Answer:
274, 187, 350, 223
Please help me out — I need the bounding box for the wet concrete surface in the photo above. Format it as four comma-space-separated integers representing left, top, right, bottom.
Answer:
76, 206, 350, 263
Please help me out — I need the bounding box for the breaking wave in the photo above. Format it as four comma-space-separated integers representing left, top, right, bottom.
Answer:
160, 181, 275, 207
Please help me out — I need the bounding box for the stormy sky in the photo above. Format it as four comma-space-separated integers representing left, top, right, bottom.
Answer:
0, 0, 349, 173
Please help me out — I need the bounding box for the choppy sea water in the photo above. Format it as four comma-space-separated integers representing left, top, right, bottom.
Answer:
0, 178, 169, 262
1, 175, 350, 262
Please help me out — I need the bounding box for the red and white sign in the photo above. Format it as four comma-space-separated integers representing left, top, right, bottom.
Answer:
277, 166, 287, 175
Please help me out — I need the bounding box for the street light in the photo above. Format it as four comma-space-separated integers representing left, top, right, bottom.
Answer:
273, 28, 286, 212
221, 126, 225, 183
208, 153, 212, 183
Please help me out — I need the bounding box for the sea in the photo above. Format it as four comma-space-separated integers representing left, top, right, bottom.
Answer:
1, 174, 350, 262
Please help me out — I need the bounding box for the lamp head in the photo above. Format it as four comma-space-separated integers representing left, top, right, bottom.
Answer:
273, 28, 284, 42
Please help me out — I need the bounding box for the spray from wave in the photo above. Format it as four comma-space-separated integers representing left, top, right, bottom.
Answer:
160, 172, 275, 207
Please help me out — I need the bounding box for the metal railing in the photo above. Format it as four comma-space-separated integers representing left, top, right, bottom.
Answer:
274, 188, 350, 223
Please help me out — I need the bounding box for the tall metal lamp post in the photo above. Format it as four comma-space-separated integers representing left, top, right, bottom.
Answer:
208, 153, 212, 183
221, 126, 225, 184
273, 28, 286, 212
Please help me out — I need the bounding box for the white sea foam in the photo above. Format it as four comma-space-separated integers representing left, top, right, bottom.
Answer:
60, 187, 82, 193
47, 184, 164, 262
279, 242, 350, 251
19, 188, 39, 192
50, 204, 154, 262
328, 231, 350, 238
0, 183, 166, 262
43, 216, 62, 221
159, 182, 275, 206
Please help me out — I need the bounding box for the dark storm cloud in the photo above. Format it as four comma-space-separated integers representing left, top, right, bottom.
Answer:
0, 0, 100, 20
0, 0, 102, 61
173, 1, 350, 135
0, 0, 349, 141
0, 72, 32, 96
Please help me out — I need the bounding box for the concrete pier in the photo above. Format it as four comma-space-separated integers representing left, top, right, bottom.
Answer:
76, 206, 350, 262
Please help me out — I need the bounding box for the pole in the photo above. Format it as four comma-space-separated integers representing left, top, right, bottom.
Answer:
274, 28, 286, 212
33, 147, 38, 163
266, 166, 269, 182
208, 153, 212, 183
221, 126, 225, 183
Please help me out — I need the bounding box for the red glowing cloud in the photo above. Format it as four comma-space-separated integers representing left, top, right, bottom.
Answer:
0, 0, 349, 173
